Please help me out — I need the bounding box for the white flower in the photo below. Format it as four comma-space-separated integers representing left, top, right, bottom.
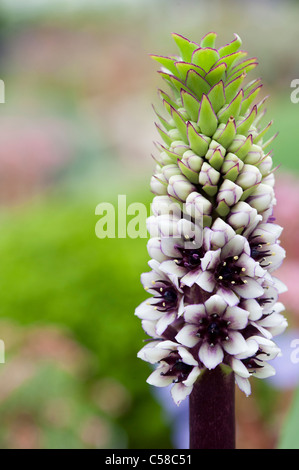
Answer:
231, 335, 281, 396
247, 222, 286, 272
137, 340, 201, 405
195, 220, 266, 306
157, 219, 204, 287
175, 295, 249, 370
135, 260, 184, 335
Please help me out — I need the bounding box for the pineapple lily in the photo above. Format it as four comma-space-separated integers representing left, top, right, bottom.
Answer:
135, 32, 287, 449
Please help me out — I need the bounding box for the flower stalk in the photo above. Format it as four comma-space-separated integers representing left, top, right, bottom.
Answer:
135, 31, 287, 449
189, 366, 235, 449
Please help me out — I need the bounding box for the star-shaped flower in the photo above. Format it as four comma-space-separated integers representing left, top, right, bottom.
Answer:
137, 340, 201, 405
175, 294, 249, 369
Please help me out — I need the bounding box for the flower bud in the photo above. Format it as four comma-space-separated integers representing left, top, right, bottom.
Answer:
221, 152, 244, 181
198, 162, 220, 196
235, 164, 262, 199
216, 180, 243, 216
185, 191, 212, 227
168, 174, 196, 201
247, 183, 275, 213
227, 201, 262, 235
150, 174, 168, 195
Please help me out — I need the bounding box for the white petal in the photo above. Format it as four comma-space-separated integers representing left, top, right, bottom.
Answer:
141, 320, 159, 337
236, 253, 265, 278
204, 294, 228, 316
221, 235, 246, 259
232, 278, 264, 299
235, 337, 259, 359
223, 331, 248, 355
156, 312, 177, 336
135, 300, 162, 320
235, 374, 251, 396
160, 237, 182, 258
184, 304, 206, 323
147, 367, 173, 387
254, 362, 276, 379
181, 267, 202, 287
171, 382, 193, 406
159, 260, 187, 278
224, 306, 249, 330
198, 342, 224, 370
195, 270, 216, 292
201, 249, 221, 271
183, 366, 201, 386
147, 238, 168, 262
177, 296, 185, 317
216, 286, 239, 306
137, 341, 162, 363
175, 324, 199, 348
241, 299, 263, 321
231, 358, 250, 378
178, 346, 199, 366
270, 276, 288, 294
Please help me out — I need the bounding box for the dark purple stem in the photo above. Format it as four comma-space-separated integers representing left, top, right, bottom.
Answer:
189, 366, 235, 449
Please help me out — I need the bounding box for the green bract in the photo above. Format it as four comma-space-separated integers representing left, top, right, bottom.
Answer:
151, 32, 274, 219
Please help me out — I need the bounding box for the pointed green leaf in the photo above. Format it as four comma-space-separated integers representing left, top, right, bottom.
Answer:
207, 81, 225, 113
221, 152, 244, 181
206, 147, 225, 171
191, 47, 220, 72
150, 55, 178, 76
158, 89, 178, 109
205, 62, 227, 86
253, 120, 274, 144
262, 132, 278, 150
198, 95, 218, 136
215, 51, 247, 72
216, 200, 231, 217
242, 78, 262, 99
175, 61, 206, 82
225, 73, 246, 103
240, 85, 263, 115
236, 105, 257, 135
155, 123, 172, 146
186, 69, 210, 100
217, 89, 244, 124
218, 33, 242, 58
228, 58, 258, 82
159, 144, 181, 163
200, 32, 217, 48
187, 122, 211, 156
172, 33, 198, 62
181, 90, 200, 122
213, 117, 237, 148
152, 105, 174, 131
170, 106, 188, 144
230, 134, 253, 160
178, 160, 199, 184
168, 74, 194, 96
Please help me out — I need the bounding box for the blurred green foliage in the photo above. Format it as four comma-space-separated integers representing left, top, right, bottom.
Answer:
0, 190, 172, 448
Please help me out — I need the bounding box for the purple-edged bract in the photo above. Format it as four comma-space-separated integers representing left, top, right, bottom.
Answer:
135, 32, 287, 405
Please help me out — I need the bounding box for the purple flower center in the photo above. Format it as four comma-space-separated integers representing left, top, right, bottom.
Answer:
175, 246, 203, 270
196, 313, 230, 346
152, 280, 178, 312
249, 237, 272, 267
215, 257, 245, 287
161, 351, 193, 382
242, 349, 271, 372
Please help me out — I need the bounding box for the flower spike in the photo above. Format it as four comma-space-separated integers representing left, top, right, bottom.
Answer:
136, 32, 287, 408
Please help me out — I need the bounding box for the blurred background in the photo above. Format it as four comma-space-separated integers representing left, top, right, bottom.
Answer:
0, 0, 298, 449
